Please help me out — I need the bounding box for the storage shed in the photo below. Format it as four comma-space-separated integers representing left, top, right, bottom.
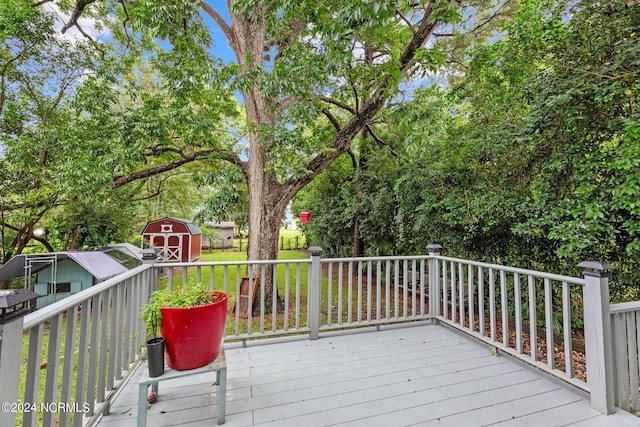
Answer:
0, 252, 129, 309
203, 222, 236, 249
141, 217, 202, 262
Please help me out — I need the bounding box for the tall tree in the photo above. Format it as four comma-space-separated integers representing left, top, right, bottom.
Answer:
49, 0, 515, 267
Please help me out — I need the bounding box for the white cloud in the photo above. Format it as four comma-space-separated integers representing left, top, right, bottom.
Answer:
43, 3, 110, 44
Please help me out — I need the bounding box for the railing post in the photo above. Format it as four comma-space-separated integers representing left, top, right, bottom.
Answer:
0, 290, 39, 426
427, 244, 443, 323
579, 261, 615, 414
308, 246, 323, 340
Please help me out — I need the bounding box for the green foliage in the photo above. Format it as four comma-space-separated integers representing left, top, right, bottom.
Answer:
296, 0, 640, 303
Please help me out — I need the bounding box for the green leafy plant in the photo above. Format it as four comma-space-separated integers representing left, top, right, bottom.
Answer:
141, 280, 221, 338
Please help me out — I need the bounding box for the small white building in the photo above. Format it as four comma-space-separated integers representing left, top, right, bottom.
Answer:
203, 222, 236, 249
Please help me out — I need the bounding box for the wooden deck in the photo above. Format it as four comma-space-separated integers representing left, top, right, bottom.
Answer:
95, 323, 639, 427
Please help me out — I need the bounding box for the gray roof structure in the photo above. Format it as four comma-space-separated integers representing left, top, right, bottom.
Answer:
0, 251, 129, 283
205, 221, 237, 229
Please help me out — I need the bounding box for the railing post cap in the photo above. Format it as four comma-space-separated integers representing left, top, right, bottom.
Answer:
308, 246, 323, 256
578, 261, 614, 277
427, 244, 442, 253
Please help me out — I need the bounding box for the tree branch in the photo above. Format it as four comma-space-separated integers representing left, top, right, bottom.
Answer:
61, 0, 97, 34
366, 125, 399, 158
322, 108, 341, 131
317, 95, 356, 115
396, 10, 416, 34
110, 148, 246, 188
201, 1, 236, 53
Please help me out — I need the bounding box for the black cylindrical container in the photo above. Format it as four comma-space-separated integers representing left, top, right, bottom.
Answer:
147, 337, 165, 377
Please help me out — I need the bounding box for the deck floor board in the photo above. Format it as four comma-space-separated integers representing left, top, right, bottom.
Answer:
95, 324, 639, 427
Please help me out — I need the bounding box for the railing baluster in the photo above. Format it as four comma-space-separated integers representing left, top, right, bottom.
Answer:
182, 267, 188, 288
562, 281, 573, 376
403, 260, 409, 318
348, 262, 353, 324
411, 259, 417, 318
60, 307, 78, 427
613, 313, 630, 410
394, 260, 399, 319
545, 278, 554, 368
443, 261, 448, 320
43, 313, 62, 427
97, 290, 110, 404
528, 275, 537, 361
514, 273, 522, 354
451, 261, 457, 323
468, 264, 474, 332
23, 324, 44, 427
376, 261, 382, 321
478, 266, 485, 337
458, 262, 464, 327
357, 261, 363, 323
260, 265, 266, 333
327, 262, 333, 325
74, 301, 90, 427
123, 283, 133, 370
338, 262, 343, 324
223, 265, 229, 294
385, 260, 391, 320
368, 261, 373, 321
247, 266, 254, 334
284, 263, 290, 330
489, 268, 496, 341
86, 294, 100, 416
234, 265, 241, 336
107, 286, 119, 390
295, 263, 301, 329
272, 264, 277, 332
500, 270, 508, 347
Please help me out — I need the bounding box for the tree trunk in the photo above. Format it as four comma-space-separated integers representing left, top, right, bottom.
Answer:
246, 170, 289, 313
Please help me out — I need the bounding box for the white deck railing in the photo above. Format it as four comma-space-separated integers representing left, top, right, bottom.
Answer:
431, 255, 587, 391
156, 252, 433, 341
0, 245, 630, 426
610, 301, 640, 412
9, 265, 154, 427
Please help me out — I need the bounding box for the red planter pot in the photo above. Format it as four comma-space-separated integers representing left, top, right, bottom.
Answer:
161, 291, 228, 370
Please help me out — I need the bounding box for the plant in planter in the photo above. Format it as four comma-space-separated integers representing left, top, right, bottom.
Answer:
141, 280, 228, 371
140, 304, 166, 378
